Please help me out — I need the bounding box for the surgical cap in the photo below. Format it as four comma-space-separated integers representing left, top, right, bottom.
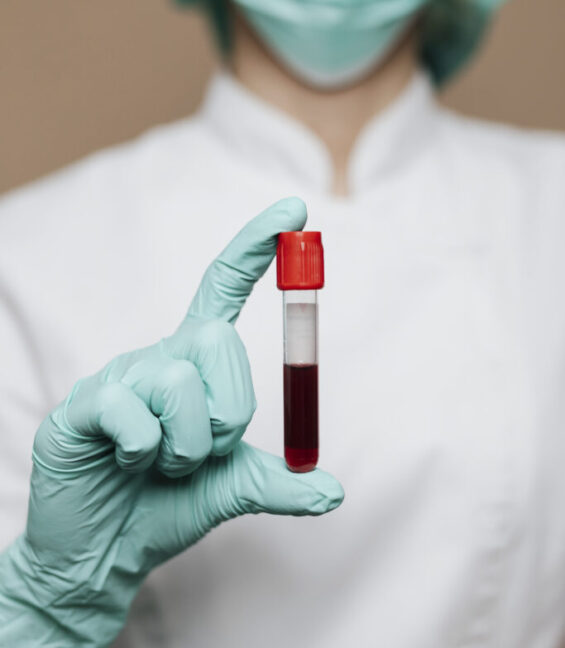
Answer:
176, 0, 507, 85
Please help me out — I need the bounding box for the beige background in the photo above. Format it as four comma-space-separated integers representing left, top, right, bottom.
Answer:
1, 0, 564, 195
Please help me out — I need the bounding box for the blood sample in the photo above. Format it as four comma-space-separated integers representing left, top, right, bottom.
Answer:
283, 363, 318, 472
277, 231, 324, 473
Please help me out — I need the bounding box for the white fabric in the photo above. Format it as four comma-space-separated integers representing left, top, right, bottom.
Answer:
1, 70, 565, 648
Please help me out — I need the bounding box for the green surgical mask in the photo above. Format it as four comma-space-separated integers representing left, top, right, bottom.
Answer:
233, 0, 428, 88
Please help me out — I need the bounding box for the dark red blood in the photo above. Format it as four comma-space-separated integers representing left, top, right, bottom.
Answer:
283, 364, 318, 473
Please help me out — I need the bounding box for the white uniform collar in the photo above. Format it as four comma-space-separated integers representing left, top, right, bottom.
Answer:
200, 69, 438, 196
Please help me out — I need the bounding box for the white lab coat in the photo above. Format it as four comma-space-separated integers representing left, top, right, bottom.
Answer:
1, 71, 565, 648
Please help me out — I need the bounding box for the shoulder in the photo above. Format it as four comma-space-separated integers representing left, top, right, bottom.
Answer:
0, 112, 224, 288
433, 109, 565, 261
0, 114, 221, 343
0, 113, 217, 232
439, 108, 565, 153
436, 111, 565, 361
435, 108, 565, 198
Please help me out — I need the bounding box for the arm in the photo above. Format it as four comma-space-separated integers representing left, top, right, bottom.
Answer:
0, 198, 344, 647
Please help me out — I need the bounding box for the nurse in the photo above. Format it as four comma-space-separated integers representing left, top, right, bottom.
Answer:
2, 1, 565, 646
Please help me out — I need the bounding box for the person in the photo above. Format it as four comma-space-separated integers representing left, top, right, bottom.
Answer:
1, 0, 565, 646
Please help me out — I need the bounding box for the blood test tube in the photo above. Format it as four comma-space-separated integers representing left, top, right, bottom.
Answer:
276, 231, 324, 473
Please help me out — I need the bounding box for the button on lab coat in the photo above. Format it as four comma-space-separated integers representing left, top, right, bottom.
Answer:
1, 71, 565, 647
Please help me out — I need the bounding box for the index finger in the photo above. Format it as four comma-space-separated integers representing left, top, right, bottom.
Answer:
187, 197, 307, 324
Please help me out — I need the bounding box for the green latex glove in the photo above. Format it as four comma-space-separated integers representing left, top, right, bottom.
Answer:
0, 197, 344, 647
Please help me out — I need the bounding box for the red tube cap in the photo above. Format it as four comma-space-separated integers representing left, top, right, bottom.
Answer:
277, 231, 324, 290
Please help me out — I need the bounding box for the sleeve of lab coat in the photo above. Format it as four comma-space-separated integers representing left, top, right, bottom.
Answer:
0, 281, 51, 550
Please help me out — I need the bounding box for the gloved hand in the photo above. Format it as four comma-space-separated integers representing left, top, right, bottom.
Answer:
0, 197, 344, 648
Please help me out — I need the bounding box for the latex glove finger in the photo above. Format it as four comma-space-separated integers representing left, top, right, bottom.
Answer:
165, 319, 255, 457
231, 443, 344, 516
181, 442, 344, 545
34, 377, 161, 474
187, 196, 307, 324
120, 355, 212, 477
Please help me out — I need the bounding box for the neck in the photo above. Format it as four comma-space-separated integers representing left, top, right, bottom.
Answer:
231, 15, 419, 196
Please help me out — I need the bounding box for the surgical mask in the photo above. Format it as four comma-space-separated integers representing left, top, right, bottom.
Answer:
232, 0, 428, 88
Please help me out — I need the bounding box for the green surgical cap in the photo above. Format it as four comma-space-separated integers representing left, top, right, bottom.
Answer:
175, 0, 507, 85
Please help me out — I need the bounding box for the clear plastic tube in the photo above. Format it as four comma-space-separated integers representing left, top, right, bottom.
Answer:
283, 290, 318, 472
